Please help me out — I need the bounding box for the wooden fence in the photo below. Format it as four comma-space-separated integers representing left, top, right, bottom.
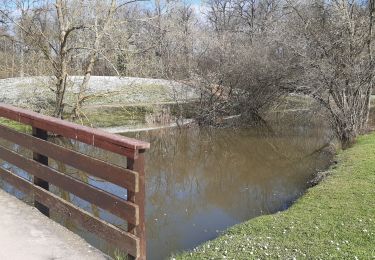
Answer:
0, 103, 150, 259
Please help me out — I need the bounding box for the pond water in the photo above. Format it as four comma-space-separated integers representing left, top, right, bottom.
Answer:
131, 111, 334, 259
0, 110, 335, 259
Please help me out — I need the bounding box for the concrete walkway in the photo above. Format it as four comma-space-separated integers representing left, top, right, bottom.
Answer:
0, 189, 108, 260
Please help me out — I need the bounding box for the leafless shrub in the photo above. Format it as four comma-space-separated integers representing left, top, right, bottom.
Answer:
281, 0, 375, 148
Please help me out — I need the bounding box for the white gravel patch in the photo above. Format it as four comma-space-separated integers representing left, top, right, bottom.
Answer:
0, 76, 198, 110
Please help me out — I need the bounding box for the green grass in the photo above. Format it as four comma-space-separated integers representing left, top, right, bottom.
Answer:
0, 105, 154, 130
0, 118, 31, 133
175, 133, 375, 259
78, 106, 153, 128
113, 249, 128, 260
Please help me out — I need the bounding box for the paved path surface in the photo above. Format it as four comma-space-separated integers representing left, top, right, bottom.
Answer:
0, 189, 108, 260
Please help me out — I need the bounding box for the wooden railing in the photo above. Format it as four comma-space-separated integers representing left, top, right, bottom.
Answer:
0, 103, 150, 259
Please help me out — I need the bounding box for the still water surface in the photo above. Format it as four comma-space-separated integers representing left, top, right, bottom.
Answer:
0, 111, 334, 259
133, 113, 333, 259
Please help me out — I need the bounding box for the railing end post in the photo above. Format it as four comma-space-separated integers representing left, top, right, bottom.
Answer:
127, 149, 147, 260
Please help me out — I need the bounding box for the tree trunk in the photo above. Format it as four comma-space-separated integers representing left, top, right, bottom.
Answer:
53, 71, 68, 118
19, 31, 24, 77
360, 85, 373, 130
72, 0, 116, 120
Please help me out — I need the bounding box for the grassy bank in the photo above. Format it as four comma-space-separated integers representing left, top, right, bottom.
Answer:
0, 118, 31, 133
176, 133, 375, 259
79, 106, 152, 128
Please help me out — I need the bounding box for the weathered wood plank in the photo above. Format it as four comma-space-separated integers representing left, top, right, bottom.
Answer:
0, 103, 150, 159
0, 124, 139, 192
0, 167, 140, 258
0, 144, 139, 225
127, 150, 147, 260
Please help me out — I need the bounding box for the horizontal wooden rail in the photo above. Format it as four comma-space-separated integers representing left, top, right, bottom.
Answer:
0, 167, 140, 257
0, 124, 139, 192
0, 144, 139, 225
0, 103, 149, 259
0, 103, 149, 159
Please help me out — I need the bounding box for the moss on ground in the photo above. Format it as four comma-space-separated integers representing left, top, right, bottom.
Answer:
0, 105, 155, 130
78, 106, 153, 128
175, 133, 375, 259
0, 118, 31, 133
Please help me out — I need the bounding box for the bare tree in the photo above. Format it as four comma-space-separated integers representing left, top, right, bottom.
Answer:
71, 0, 120, 119
188, 0, 284, 125
0, 0, 84, 117
0, 0, 138, 118
282, 0, 375, 148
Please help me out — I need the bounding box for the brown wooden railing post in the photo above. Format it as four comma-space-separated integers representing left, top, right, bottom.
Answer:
127, 149, 146, 260
32, 127, 49, 216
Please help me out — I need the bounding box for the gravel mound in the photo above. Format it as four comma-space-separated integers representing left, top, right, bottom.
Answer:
0, 76, 198, 110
